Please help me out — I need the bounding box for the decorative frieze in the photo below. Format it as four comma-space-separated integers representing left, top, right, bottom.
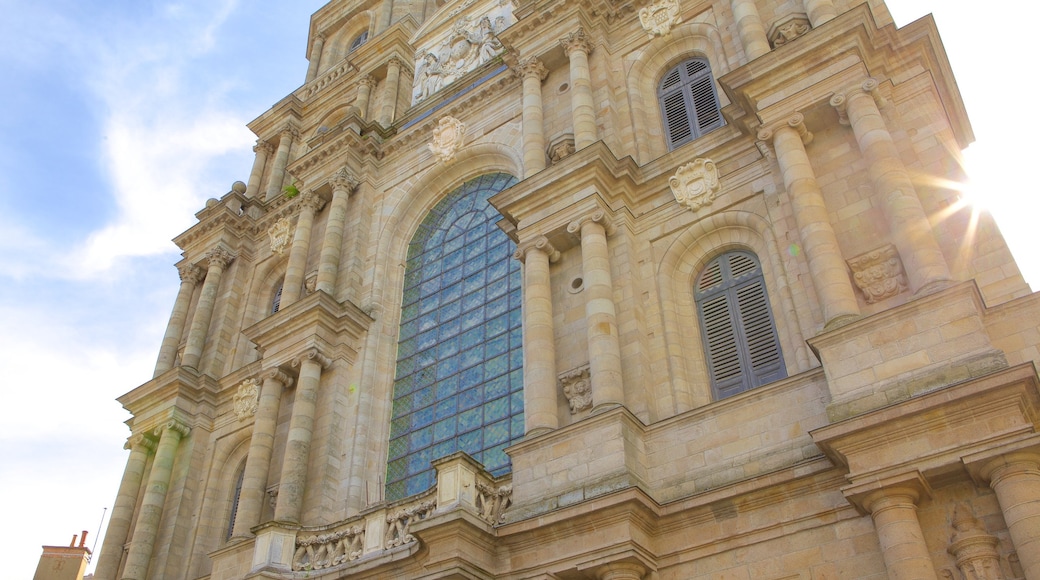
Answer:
293, 525, 365, 571
233, 378, 260, 420
639, 0, 682, 39
559, 364, 592, 414
384, 499, 436, 548
668, 158, 721, 211
268, 217, 292, 255
428, 116, 466, 163
847, 244, 908, 304
768, 14, 811, 48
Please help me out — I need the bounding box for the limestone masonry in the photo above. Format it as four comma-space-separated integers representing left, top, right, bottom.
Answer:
94, 0, 1040, 578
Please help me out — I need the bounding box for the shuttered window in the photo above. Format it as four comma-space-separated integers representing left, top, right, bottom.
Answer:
271, 283, 283, 314
695, 251, 785, 399
225, 467, 245, 541
658, 57, 724, 150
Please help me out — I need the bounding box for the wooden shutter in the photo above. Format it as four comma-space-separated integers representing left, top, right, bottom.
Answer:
659, 57, 724, 150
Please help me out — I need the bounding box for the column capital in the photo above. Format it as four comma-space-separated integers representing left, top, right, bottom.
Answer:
861, 485, 923, 515
785, 112, 813, 144
254, 139, 274, 155
978, 451, 1040, 485
260, 367, 295, 389
514, 236, 560, 263
154, 418, 191, 439
757, 112, 812, 144
560, 27, 592, 56
292, 347, 332, 370
205, 245, 236, 270
567, 209, 616, 237
313, 31, 326, 45
329, 168, 360, 194
298, 190, 327, 213
595, 561, 648, 580
125, 433, 157, 452
387, 55, 403, 68
279, 122, 301, 141
829, 92, 849, 125
515, 56, 548, 81
178, 263, 203, 284
359, 74, 377, 88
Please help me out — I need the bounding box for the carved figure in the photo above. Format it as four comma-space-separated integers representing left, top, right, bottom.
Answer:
410, 9, 512, 104
413, 52, 443, 102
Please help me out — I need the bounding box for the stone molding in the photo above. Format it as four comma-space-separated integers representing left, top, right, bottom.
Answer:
668, 158, 721, 211
847, 244, 908, 304
639, 0, 682, 39
233, 378, 260, 420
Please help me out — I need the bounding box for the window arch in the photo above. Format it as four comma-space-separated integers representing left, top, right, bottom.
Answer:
695, 251, 785, 399
386, 173, 523, 501
659, 57, 724, 150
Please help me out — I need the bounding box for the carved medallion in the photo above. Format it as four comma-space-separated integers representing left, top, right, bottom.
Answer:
668, 158, 720, 211
268, 217, 292, 255
559, 365, 592, 414
847, 244, 908, 304
639, 0, 682, 39
234, 378, 260, 420
429, 116, 466, 163
769, 14, 811, 48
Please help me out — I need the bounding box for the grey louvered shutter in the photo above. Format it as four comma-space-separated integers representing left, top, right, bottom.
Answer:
658, 57, 724, 150
696, 252, 785, 399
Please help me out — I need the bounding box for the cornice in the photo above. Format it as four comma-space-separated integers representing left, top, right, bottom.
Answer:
117, 365, 219, 429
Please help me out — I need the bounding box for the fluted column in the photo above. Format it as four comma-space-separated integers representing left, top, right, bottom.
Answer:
980, 453, 1040, 580
863, 487, 937, 580
803, 0, 837, 26
379, 56, 402, 127
280, 192, 326, 308
245, 140, 272, 199
121, 420, 190, 580
181, 247, 234, 371
94, 435, 156, 580
517, 57, 549, 177
762, 114, 859, 329
835, 81, 950, 294
596, 562, 647, 580
153, 264, 203, 377
305, 33, 326, 83
561, 28, 597, 149
568, 211, 623, 411
515, 236, 560, 435
273, 348, 332, 524
355, 75, 376, 119
731, 0, 770, 60
316, 170, 358, 295
231, 369, 294, 538
264, 125, 297, 202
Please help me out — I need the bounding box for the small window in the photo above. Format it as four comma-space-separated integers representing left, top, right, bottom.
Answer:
695, 251, 785, 399
271, 283, 283, 314
225, 467, 245, 541
659, 57, 724, 150
349, 31, 368, 53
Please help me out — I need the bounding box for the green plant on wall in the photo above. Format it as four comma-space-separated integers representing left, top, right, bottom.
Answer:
283, 184, 300, 199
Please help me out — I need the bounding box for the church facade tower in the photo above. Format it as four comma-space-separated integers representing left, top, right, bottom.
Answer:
95, 0, 1040, 579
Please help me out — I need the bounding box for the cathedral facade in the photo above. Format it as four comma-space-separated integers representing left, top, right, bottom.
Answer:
94, 0, 1040, 578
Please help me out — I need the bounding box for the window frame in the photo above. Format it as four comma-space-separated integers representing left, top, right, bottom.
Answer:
658, 57, 725, 150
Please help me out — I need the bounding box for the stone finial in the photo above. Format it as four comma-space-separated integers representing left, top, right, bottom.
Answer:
560, 27, 592, 56
428, 116, 466, 163
768, 14, 811, 48
668, 158, 721, 211
639, 0, 682, 39
559, 364, 592, 414
268, 217, 292, 255
847, 244, 908, 304
233, 378, 260, 421
948, 504, 1005, 580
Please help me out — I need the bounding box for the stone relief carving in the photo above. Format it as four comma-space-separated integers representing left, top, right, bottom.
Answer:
947, 504, 1006, 580
233, 378, 260, 420
769, 14, 811, 48
475, 482, 513, 524
668, 158, 721, 211
547, 134, 575, 165
268, 217, 292, 255
305, 271, 318, 295
559, 364, 592, 414
847, 244, 908, 304
412, 12, 512, 104
384, 499, 436, 548
428, 116, 466, 163
639, 0, 682, 39
293, 526, 365, 571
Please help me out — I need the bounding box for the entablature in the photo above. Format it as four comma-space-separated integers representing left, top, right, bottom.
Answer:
118, 365, 219, 430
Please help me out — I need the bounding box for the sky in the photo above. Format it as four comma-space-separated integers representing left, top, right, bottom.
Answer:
0, 1, 1036, 578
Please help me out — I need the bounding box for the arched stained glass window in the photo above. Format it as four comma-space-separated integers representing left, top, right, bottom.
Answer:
386, 173, 524, 501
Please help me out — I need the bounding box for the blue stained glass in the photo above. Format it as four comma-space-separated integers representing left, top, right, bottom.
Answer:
510, 348, 523, 370
387, 173, 523, 502
509, 308, 522, 330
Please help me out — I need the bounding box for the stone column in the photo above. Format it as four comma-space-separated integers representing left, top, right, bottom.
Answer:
280, 192, 327, 308
273, 348, 332, 524
180, 247, 234, 371
153, 264, 203, 377
379, 56, 402, 127
94, 435, 155, 580
515, 236, 560, 435
355, 75, 376, 119
731, 0, 770, 60
245, 140, 272, 199
378, 0, 394, 33
980, 453, 1040, 580
596, 562, 647, 580
517, 57, 549, 178
835, 81, 951, 294
305, 33, 326, 83
567, 211, 623, 411
561, 28, 597, 149
315, 169, 358, 295
863, 487, 937, 580
803, 0, 837, 27
763, 114, 859, 329
231, 369, 294, 538
264, 125, 297, 202
121, 420, 190, 580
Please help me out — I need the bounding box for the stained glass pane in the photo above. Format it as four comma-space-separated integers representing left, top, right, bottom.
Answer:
386, 173, 524, 501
